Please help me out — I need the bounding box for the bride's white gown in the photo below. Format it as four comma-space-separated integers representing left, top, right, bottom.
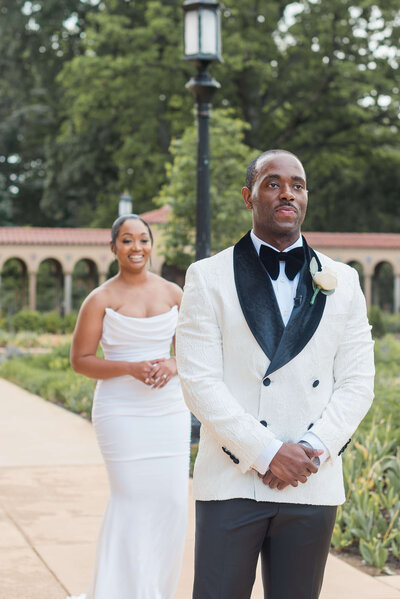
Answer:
82, 306, 190, 599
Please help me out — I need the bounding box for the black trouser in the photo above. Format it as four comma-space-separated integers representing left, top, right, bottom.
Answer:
193, 499, 337, 599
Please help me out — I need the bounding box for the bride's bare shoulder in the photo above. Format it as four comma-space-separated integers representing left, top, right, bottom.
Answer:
79, 280, 116, 314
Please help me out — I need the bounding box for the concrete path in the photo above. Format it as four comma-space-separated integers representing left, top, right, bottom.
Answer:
0, 377, 399, 599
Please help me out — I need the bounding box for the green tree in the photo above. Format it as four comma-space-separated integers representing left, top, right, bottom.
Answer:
0, 0, 97, 226
1, 0, 399, 232
156, 109, 259, 269
213, 0, 400, 232
55, 0, 194, 225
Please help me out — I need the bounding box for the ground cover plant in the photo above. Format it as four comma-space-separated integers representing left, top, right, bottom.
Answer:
0, 310, 78, 334
0, 332, 399, 571
331, 334, 400, 572
0, 343, 94, 418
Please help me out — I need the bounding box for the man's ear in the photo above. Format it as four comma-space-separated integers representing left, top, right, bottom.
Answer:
241, 187, 253, 210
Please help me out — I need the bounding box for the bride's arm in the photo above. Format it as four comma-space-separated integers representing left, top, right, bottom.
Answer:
70, 291, 160, 382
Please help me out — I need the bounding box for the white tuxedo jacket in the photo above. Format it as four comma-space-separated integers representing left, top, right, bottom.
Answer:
176, 233, 374, 506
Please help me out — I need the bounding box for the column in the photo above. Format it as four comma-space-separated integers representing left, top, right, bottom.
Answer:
364, 274, 372, 311
394, 275, 400, 313
64, 272, 73, 314
99, 272, 107, 285
29, 271, 37, 311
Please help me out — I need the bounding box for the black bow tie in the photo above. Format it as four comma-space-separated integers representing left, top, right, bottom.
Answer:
259, 245, 305, 281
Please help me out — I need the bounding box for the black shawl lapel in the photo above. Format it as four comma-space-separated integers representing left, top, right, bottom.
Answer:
233, 232, 284, 361
265, 236, 326, 376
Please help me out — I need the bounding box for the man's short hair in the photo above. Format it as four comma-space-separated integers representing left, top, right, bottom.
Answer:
245, 149, 301, 190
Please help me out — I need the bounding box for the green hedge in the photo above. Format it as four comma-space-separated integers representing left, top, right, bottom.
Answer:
382, 312, 400, 335
0, 310, 78, 334
368, 306, 386, 338
0, 343, 93, 418
1, 334, 400, 572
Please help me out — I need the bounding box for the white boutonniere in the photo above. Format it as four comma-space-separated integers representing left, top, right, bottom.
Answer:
309, 257, 337, 305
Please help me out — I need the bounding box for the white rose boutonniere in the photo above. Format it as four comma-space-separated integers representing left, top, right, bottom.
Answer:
310, 257, 337, 305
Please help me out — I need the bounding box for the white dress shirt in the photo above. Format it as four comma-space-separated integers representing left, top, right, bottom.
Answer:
250, 230, 329, 475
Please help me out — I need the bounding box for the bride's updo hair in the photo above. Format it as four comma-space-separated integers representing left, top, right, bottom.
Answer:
111, 214, 154, 246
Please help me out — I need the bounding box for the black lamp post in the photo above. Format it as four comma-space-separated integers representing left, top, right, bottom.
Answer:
182, 0, 222, 261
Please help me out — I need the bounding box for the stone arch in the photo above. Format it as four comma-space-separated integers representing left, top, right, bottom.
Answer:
107, 259, 118, 279
372, 261, 394, 312
72, 258, 99, 311
0, 257, 28, 316
36, 258, 64, 313
347, 260, 365, 291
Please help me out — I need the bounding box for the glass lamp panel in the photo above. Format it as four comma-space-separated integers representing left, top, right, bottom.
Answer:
184, 10, 199, 56
119, 195, 132, 216
200, 8, 217, 55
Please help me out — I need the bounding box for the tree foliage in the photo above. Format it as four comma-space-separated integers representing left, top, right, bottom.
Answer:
55, 0, 194, 225
156, 109, 258, 269
212, 0, 400, 232
0, 0, 399, 238
0, 0, 96, 225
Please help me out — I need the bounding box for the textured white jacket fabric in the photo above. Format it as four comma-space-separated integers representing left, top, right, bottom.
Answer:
176, 245, 374, 506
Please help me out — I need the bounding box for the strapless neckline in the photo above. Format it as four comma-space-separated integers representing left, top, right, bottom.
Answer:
105, 305, 178, 321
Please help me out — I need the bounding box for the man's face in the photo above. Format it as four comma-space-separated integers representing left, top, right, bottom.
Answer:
241, 153, 308, 244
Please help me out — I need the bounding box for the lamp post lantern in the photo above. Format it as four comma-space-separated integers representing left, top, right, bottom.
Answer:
118, 190, 133, 216
182, 0, 222, 261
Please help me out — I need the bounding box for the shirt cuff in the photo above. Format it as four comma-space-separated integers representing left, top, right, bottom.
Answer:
252, 439, 283, 475
299, 432, 330, 465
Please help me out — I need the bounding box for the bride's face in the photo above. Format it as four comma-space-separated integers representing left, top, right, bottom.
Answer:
113, 219, 152, 271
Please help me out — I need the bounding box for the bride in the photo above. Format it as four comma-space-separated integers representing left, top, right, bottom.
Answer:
70, 214, 190, 599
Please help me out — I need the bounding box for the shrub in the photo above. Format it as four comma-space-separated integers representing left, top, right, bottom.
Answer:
0, 344, 94, 419
62, 311, 78, 333
12, 310, 43, 332
0, 329, 9, 346
42, 312, 63, 334
332, 419, 400, 572
7, 309, 78, 334
375, 334, 400, 366
368, 306, 386, 338
382, 312, 400, 335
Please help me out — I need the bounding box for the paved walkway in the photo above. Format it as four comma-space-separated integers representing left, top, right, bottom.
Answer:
1, 377, 400, 599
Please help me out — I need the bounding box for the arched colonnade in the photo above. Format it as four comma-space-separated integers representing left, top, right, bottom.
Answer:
0, 208, 166, 314
1, 216, 400, 314
307, 232, 400, 313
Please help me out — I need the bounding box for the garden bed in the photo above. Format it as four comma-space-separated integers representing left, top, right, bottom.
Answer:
0, 333, 399, 573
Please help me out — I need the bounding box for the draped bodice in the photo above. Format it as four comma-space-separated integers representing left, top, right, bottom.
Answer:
94, 305, 187, 417
101, 306, 179, 362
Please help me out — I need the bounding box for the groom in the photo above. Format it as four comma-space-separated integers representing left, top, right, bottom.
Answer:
176, 149, 374, 599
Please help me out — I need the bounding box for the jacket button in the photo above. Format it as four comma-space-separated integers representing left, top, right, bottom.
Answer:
263, 377, 271, 387
260, 420, 268, 427
312, 380, 320, 388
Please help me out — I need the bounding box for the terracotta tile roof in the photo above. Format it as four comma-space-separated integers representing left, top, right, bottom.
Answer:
0, 206, 171, 246
0, 205, 398, 248
0, 227, 111, 245
140, 205, 171, 224
304, 232, 400, 248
